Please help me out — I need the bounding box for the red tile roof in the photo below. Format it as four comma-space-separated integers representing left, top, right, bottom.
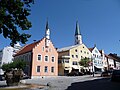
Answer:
14, 38, 44, 56
88, 47, 94, 52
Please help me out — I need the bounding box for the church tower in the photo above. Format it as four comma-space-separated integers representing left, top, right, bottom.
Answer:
45, 20, 50, 47
75, 21, 82, 45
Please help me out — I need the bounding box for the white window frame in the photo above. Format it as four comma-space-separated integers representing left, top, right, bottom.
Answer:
37, 54, 42, 61
45, 55, 49, 62
36, 66, 40, 73
44, 66, 48, 73
51, 67, 54, 73
51, 56, 55, 63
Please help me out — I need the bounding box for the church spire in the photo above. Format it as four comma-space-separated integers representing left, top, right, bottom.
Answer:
45, 19, 50, 40
45, 19, 50, 47
75, 21, 82, 45
75, 21, 81, 35
46, 20, 49, 30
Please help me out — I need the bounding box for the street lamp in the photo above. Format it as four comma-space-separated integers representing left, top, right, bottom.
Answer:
91, 56, 95, 77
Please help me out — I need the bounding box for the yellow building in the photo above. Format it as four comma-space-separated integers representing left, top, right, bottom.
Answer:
57, 21, 91, 76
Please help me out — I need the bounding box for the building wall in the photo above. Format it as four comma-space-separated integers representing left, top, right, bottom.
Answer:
58, 44, 92, 75
91, 47, 103, 72
103, 56, 108, 70
0, 46, 13, 75
31, 38, 58, 78
69, 44, 91, 72
108, 58, 114, 69
14, 52, 32, 76
58, 51, 70, 75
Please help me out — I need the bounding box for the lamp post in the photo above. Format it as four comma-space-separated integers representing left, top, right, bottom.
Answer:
91, 56, 95, 77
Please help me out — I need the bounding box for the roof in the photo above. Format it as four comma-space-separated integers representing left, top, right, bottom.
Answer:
57, 44, 80, 52
105, 54, 117, 60
99, 50, 102, 54
75, 21, 81, 35
14, 38, 44, 56
88, 47, 94, 52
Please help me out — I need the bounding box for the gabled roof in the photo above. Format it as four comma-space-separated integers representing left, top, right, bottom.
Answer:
105, 54, 117, 60
109, 53, 120, 62
14, 38, 44, 56
57, 44, 80, 52
88, 47, 94, 52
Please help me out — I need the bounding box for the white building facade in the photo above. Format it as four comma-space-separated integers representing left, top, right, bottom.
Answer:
89, 46, 104, 72
0, 43, 21, 75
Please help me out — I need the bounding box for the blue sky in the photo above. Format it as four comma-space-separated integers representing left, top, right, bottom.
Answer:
0, 0, 120, 55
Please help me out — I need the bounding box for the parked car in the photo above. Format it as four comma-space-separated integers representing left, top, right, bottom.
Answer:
111, 70, 120, 82
95, 71, 102, 74
67, 71, 83, 76
101, 71, 112, 77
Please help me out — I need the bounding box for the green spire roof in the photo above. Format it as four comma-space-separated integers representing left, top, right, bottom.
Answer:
75, 21, 81, 35
46, 19, 49, 30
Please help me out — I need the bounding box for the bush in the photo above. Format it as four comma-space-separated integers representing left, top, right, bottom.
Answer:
2, 59, 26, 71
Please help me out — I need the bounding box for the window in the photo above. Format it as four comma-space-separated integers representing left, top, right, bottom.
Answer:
38, 55, 41, 61
49, 48, 51, 52
51, 67, 54, 73
76, 55, 78, 58
95, 50, 98, 53
52, 57, 55, 62
81, 56, 83, 59
42, 47, 44, 51
75, 49, 77, 52
45, 56, 48, 61
37, 66, 40, 72
58, 60, 62, 63
84, 51, 86, 54
65, 59, 69, 63
81, 50, 82, 53
44, 66, 48, 73
72, 61, 77, 65
72, 55, 74, 58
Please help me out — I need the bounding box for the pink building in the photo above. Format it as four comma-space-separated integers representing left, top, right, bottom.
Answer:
14, 21, 58, 78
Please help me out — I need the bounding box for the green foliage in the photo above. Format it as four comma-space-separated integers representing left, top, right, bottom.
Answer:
79, 57, 91, 67
2, 59, 26, 71
0, 0, 34, 46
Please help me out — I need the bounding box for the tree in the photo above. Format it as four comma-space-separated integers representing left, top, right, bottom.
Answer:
0, 0, 34, 46
2, 59, 26, 71
79, 57, 91, 67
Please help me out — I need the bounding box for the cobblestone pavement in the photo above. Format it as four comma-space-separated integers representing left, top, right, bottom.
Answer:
24, 75, 103, 90
0, 74, 103, 90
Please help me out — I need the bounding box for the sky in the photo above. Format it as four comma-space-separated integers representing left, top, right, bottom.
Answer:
0, 0, 120, 55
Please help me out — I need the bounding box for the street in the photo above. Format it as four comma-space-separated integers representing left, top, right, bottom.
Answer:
67, 78, 120, 90
22, 75, 120, 90
0, 75, 120, 90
